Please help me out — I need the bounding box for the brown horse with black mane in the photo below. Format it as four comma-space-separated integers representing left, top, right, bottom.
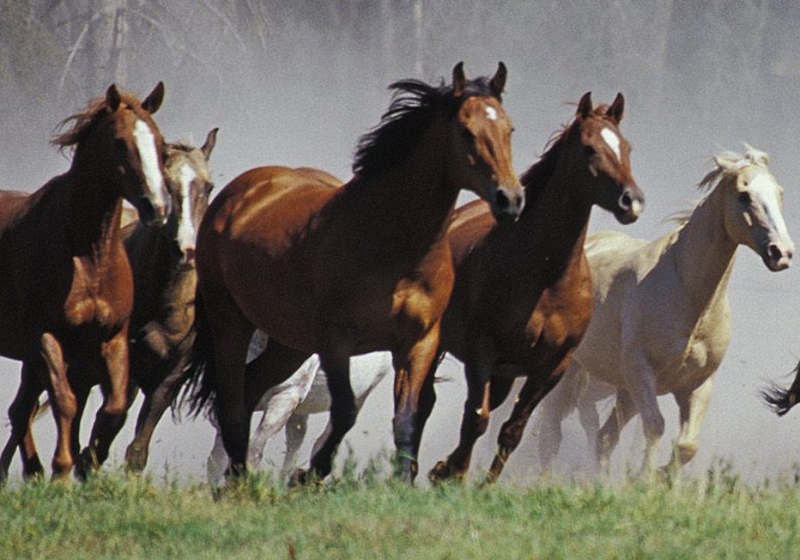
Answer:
0, 83, 170, 481
423, 93, 644, 483
185, 63, 524, 484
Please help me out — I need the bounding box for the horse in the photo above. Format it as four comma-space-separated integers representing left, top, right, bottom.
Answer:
184, 62, 525, 484
0, 83, 170, 481
535, 147, 793, 478
420, 92, 644, 484
206, 341, 394, 486
82, 129, 219, 474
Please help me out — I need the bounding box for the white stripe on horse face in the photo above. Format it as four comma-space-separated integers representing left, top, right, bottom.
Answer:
601, 127, 622, 161
177, 163, 198, 249
485, 106, 498, 121
133, 119, 167, 205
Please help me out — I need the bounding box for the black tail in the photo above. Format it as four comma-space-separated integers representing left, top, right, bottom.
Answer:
762, 360, 800, 416
180, 289, 217, 418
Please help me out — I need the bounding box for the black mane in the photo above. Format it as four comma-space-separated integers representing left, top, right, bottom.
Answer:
352, 75, 500, 178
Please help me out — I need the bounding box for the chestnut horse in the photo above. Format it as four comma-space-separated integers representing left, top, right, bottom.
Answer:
185, 63, 524, 483
0, 83, 170, 481
424, 93, 644, 483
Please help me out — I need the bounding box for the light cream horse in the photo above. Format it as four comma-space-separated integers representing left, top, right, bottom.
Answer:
535, 147, 794, 477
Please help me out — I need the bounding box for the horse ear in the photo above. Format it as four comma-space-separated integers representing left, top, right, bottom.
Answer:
452, 62, 466, 97
142, 82, 165, 114
106, 84, 122, 112
577, 92, 592, 119
607, 93, 625, 124
202, 128, 219, 159
490, 62, 507, 98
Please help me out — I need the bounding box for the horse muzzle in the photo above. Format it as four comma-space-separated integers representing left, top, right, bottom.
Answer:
764, 240, 794, 271
136, 196, 171, 227
613, 184, 644, 225
492, 182, 525, 221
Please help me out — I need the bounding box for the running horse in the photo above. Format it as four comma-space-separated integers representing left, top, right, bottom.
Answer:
0, 83, 170, 481
185, 62, 524, 484
424, 93, 644, 484
539, 147, 793, 477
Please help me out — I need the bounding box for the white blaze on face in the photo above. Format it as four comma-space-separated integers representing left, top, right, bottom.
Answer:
485, 106, 498, 121
133, 119, 167, 206
601, 127, 622, 161
751, 173, 792, 247
177, 163, 198, 250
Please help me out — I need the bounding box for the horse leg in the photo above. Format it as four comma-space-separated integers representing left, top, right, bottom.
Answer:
294, 344, 355, 485
6, 361, 47, 481
283, 412, 309, 475
535, 365, 584, 470
596, 389, 637, 475
392, 325, 444, 482
663, 375, 715, 477
125, 361, 186, 473
246, 352, 317, 469
206, 415, 228, 487
487, 371, 562, 483
410, 351, 440, 465
39, 333, 78, 480
430, 336, 495, 483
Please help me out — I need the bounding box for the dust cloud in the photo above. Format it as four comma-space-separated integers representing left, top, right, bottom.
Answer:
1, 2, 800, 485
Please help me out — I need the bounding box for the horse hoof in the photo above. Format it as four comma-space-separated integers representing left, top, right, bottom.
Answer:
428, 461, 460, 484
288, 468, 310, 488
124, 445, 147, 474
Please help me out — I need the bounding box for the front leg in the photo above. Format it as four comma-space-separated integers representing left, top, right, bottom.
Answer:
40, 333, 77, 480
125, 360, 187, 473
429, 332, 495, 484
5, 361, 47, 481
662, 374, 715, 478
77, 331, 132, 478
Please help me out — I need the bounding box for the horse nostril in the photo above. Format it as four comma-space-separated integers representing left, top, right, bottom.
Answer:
183, 247, 196, 265
495, 190, 510, 212
619, 192, 633, 211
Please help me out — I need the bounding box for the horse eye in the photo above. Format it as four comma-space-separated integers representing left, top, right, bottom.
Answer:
738, 192, 751, 204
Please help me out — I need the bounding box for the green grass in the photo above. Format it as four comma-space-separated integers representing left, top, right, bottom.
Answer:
2, 462, 800, 559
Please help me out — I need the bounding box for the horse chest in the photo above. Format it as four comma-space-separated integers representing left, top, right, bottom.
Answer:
64, 258, 131, 329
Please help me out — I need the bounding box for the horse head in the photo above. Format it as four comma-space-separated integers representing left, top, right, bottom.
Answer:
449, 62, 524, 219
710, 147, 794, 271
574, 92, 643, 224
105, 82, 171, 226
163, 128, 218, 268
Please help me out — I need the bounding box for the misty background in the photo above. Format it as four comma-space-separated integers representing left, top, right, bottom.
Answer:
1, 0, 800, 485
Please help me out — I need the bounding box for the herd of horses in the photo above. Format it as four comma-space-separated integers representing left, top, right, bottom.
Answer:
0, 62, 796, 489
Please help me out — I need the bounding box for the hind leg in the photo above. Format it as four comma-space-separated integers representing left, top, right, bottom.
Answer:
596, 389, 638, 474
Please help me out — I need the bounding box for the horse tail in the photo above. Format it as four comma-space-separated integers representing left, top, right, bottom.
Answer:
762, 359, 800, 416
181, 289, 217, 418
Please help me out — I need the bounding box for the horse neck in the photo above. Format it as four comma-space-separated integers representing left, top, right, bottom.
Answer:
64, 144, 125, 258
666, 186, 738, 313
515, 132, 593, 274
353, 118, 462, 255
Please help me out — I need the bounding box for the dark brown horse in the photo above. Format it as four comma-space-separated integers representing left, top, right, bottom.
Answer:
185, 63, 524, 484
85, 129, 219, 474
423, 93, 644, 483
0, 83, 170, 481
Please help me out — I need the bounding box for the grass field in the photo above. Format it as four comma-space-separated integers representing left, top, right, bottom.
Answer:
2, 459, 799, 560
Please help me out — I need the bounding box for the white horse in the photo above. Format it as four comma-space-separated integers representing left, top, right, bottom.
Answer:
207, 331, 393, 485
534, 147, 793, 476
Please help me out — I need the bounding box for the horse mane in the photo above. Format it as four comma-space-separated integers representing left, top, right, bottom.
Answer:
667, 146, 772, 227
352, 75, 500, 177
698, 146, 770, 192
51, 89, 146, 155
